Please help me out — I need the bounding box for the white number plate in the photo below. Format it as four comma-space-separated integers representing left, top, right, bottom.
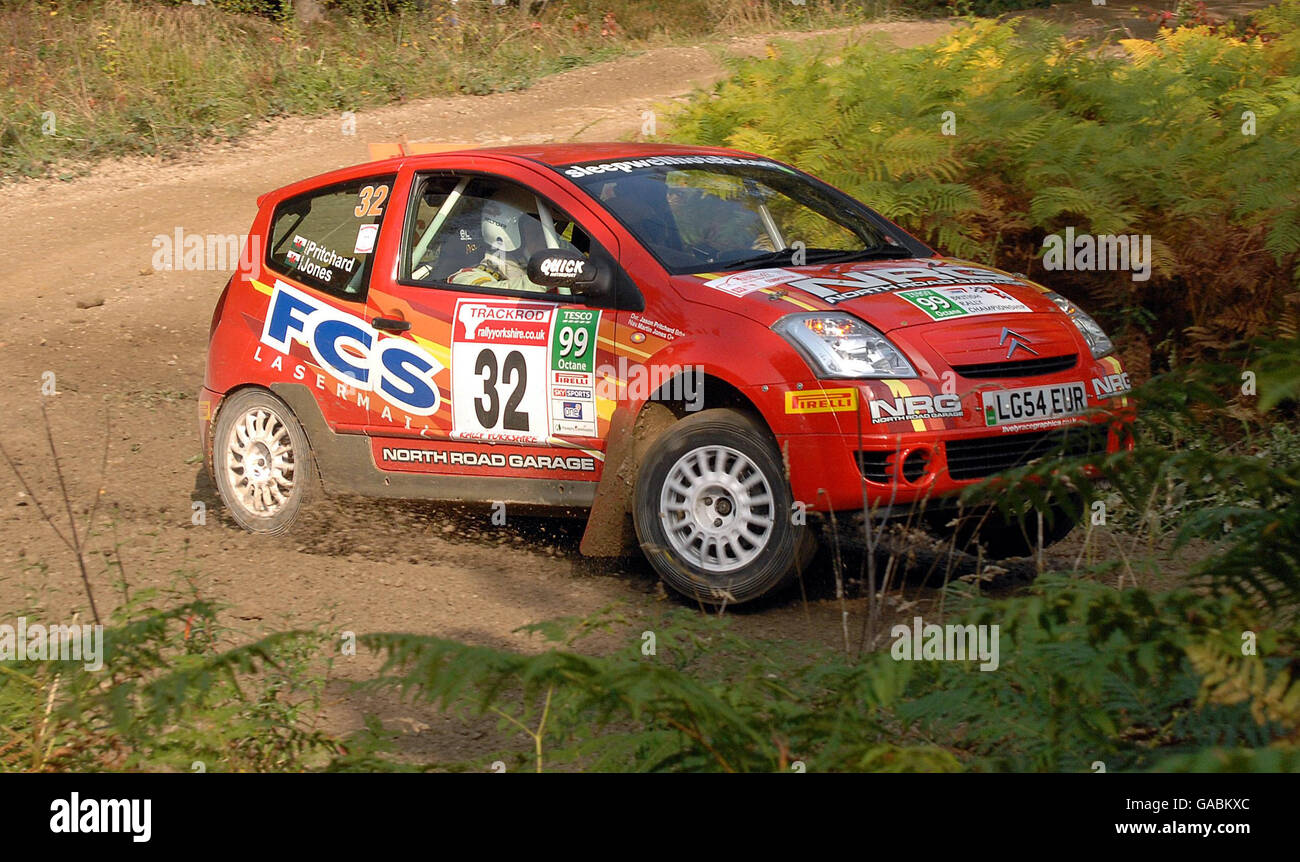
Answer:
981, 382, 1087, 427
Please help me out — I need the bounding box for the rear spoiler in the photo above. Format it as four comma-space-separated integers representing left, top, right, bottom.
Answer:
367, 136, 465, 161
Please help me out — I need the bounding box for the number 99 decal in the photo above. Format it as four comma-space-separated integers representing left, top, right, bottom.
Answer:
557, 324, 589, 359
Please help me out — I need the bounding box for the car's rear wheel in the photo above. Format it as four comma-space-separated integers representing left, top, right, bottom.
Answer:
633, 408, 813, 605
213, 388, 319, 535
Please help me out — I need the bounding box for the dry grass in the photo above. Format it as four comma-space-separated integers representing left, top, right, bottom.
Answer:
0, 0, 884, 179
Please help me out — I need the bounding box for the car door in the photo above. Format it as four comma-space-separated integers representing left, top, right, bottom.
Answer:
259, 171, 398, 435
362, 158, 622, 485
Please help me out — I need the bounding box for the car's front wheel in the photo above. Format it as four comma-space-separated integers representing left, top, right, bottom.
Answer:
633, 408, 813, 605
212, 388, 320, 535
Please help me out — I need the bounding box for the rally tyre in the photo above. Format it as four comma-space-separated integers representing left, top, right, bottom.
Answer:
212, 388, 320, 536
633, 408, 812, 606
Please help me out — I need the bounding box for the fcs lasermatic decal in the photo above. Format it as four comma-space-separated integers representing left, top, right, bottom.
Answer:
260, 281, 443, 416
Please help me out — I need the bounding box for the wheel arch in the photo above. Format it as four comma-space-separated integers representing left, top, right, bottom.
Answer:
579, 370, 783, 557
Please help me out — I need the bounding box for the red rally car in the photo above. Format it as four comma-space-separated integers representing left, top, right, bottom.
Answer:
200, 143, 1133, 605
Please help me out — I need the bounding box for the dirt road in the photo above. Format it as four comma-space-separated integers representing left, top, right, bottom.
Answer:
1, 21, 1003, 757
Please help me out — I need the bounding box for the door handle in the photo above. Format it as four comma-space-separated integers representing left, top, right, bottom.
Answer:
372, 317, 411, 332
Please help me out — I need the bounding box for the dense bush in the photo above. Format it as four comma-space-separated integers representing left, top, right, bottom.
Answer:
667, 5, 1300, 366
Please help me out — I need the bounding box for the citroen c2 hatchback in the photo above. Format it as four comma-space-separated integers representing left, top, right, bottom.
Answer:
200, 143, 1133, 605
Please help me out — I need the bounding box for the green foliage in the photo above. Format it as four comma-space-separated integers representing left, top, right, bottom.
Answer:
0, 591, 342, 771
906, 579, 1292, 771
10, 583, 1293, 773
351, 608, 932, 772
667, 8, 1300, 360
949, 333, 1300, 609
340, 583, 1297, 772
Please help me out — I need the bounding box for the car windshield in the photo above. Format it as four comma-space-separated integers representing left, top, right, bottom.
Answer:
560, 156, 911, 274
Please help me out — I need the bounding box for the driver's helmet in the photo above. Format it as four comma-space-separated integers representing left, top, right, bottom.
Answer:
480, 186, 537, 256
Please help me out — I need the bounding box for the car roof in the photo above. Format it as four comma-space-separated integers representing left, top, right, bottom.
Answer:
257, 142, 759, 207
434, 141, 754, 167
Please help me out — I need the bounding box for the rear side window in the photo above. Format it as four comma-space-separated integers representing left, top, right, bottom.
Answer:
266, 175, 396, 299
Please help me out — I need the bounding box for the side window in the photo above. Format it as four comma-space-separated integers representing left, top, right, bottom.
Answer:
403, 173, 594, 296
266, 175, 396, 299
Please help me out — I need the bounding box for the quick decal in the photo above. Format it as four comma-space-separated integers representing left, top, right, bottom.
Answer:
261, 281, 443, 416
869, 394, 963, 424
538, 256, 586, 278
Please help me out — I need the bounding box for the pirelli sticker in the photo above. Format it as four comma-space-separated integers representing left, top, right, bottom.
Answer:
786, 388, 859, 414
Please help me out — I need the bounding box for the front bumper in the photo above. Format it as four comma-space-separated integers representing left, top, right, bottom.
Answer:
752, 358, 1136, 512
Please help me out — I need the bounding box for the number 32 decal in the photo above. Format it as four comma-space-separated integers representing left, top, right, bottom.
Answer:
355, 184, 389, 218
474, 349, 529, 432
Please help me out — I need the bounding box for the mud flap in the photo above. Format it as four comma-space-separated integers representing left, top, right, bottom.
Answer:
579, 402, 678, 557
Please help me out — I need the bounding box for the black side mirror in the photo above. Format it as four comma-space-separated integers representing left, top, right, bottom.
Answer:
527, 249, 611, 301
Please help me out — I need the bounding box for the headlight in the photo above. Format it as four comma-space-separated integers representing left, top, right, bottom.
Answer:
1046, 291, 1114, 359
773, 313, 916, 379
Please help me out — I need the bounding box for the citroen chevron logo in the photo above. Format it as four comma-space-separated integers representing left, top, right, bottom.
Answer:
998, 327, 1039, 359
